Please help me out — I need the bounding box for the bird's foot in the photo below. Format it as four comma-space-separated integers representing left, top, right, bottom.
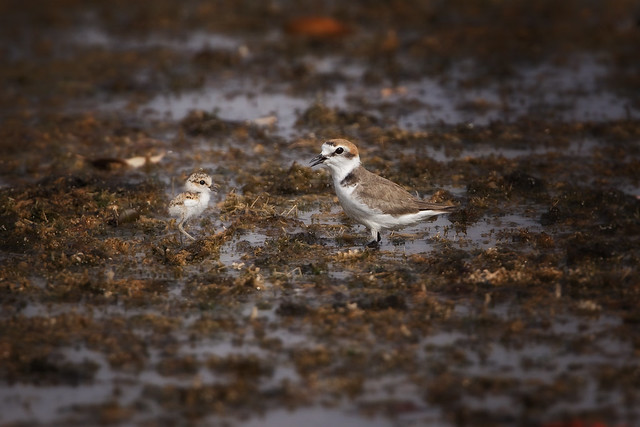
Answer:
366, 240, 380, 249
365, 231, 381, 248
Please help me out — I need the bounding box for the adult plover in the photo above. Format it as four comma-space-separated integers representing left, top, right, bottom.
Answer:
310, 139, 455, 247
169, 172, 216, 241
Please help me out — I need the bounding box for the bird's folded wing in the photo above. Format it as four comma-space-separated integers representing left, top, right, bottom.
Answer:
355, 168, 454, 215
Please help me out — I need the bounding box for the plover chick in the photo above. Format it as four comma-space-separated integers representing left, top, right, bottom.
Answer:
169, 172, 215, 241
310, 139, 456, 247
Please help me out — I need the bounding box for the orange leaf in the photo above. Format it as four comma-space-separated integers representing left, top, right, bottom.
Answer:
284, 16, 351, 38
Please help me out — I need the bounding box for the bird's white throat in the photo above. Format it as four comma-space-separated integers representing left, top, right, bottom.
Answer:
325, 156, 360, 184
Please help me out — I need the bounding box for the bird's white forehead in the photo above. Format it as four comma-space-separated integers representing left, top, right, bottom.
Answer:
321, 142, 336, 155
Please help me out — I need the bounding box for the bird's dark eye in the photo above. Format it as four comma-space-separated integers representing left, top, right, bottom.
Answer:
335, 147, 344, 154
199, 180, 205, 185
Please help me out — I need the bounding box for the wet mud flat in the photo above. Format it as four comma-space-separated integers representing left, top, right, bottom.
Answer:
1, 1, 640, 426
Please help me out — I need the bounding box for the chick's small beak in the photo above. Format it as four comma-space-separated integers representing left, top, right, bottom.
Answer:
310, 154, 327, 167
210, 183, 220, 192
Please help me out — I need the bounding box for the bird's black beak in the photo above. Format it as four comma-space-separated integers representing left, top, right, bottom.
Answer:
310, 154, 327, 167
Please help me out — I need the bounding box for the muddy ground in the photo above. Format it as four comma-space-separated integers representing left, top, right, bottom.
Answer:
1, 1, 640, 426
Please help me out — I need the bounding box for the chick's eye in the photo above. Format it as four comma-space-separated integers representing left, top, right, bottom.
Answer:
199, 180, 206, 185
335, 147, 344, 154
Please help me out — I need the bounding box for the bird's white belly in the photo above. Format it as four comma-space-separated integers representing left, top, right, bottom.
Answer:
334, 182, 391, 230
334, 182, 372, 219
334, 181, 441, 231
